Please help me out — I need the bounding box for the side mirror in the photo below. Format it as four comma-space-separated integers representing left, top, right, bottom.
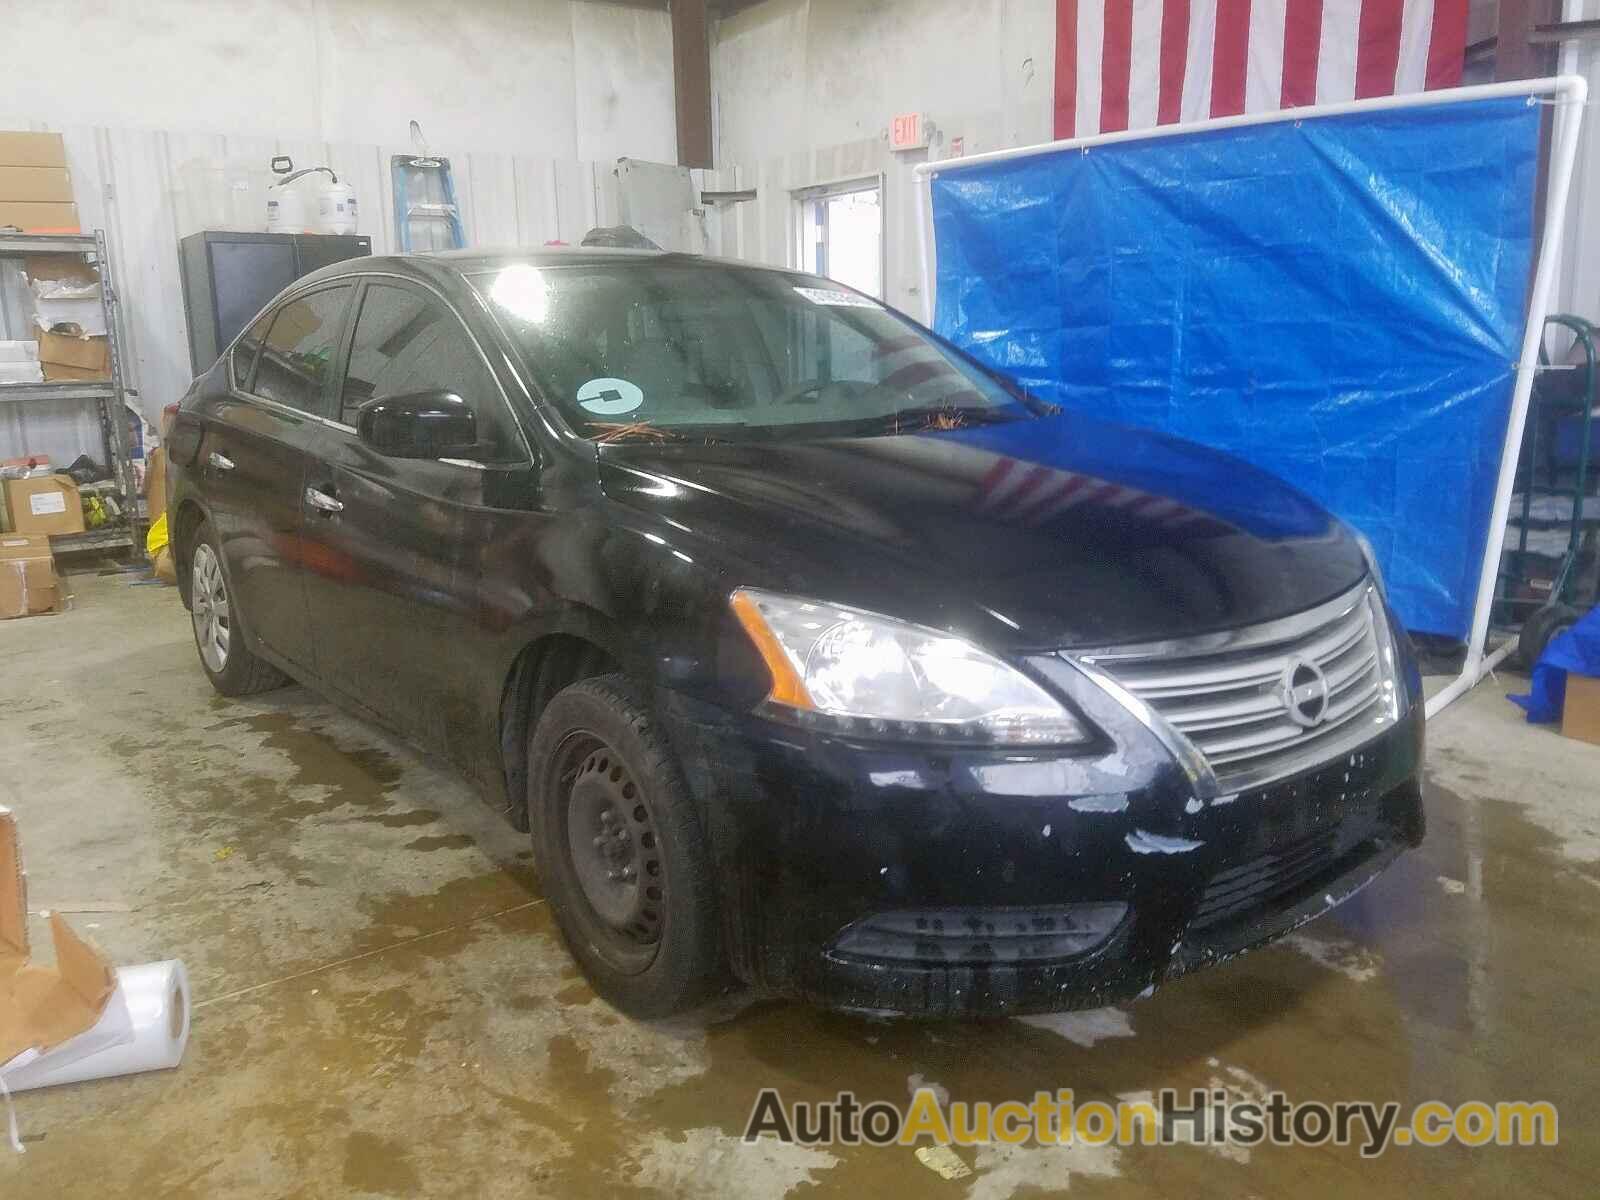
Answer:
356, 390, 477, 459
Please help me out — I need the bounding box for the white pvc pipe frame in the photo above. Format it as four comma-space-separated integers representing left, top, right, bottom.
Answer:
912, 76, 1589, 720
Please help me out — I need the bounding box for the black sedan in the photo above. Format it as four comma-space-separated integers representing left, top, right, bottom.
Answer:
165, 248, 1424, 1018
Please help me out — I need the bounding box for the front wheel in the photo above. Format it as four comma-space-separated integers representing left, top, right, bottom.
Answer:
527, 675, 721, 1018
187, 522, 288, 696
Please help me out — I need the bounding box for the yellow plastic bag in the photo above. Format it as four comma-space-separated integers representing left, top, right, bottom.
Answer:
146, 512, 169, 557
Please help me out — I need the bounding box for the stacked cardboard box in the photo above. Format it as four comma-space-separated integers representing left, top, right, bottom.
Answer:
0, 534, 64, 619
0, 132, 78, 233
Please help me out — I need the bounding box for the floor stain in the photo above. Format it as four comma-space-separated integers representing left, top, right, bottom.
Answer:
343, 1132, 421, 1196
405, 833, 476, 852
363, 810, 442, 828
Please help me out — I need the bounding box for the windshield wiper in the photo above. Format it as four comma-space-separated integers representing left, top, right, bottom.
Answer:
872, 405, 1027, 434
589, 421, 684, 444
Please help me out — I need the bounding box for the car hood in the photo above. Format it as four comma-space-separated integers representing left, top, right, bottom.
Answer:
595, 411, 1368, 649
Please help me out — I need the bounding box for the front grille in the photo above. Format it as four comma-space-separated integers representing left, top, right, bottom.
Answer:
1079, 582, 1400, 793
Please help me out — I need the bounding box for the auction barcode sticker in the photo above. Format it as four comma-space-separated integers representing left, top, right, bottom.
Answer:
793, 286, 879, 309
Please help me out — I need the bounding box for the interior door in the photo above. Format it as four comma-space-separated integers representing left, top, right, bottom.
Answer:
200, 284, 354, 671
300, 279, 534, 753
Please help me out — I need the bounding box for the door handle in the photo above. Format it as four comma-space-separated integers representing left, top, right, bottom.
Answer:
304, 486, 344, 514
208, 450, 235, 471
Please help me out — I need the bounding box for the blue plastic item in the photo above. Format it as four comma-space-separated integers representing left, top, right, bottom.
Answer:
929, 95, 1542, 638
1509, 605, 1600, 723
1554, 411, 1600, 468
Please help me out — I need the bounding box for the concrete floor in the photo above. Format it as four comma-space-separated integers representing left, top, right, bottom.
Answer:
2, 567, 1598, 1198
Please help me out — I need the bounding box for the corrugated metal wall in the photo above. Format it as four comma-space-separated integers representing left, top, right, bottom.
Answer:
1555, 4, 1600, 331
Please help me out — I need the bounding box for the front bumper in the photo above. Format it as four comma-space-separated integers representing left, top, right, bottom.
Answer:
659, 676, 1424, 1019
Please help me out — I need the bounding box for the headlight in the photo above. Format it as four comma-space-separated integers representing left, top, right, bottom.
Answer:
729, 588, 1092, 746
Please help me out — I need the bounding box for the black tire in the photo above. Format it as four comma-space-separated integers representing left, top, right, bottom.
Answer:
1517, 603, 1581, 671
527, 674, 720, 1018
186, 520, 289, 696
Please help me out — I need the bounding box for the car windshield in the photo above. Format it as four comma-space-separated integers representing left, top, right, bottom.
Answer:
469, 259, 1039, 442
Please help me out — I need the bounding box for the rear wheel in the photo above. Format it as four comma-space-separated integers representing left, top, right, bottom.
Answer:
187, 523, 288, 696
527, 675, 720, 1018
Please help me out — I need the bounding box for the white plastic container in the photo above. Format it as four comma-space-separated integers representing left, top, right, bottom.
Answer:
0, 336, 43, 382
265, 181, 308, 234
0, 362, 43, 384
314, 177, 358, 235
175, 159, 268, 235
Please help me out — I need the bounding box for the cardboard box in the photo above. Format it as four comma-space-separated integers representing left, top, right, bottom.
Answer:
0, 166, 72, 203
1562, 673, 1600, 747
0, 132, 66, 169
2, 475, 84, 536
152, 545, 177, 585
0, 460, 49, 531
0, 808, 116, 1071
23, 255, 97, 289
41, 361, 106, 382
0, 535, 63, 619
0, 200, 79, 233
144, 447, 167, 523
36, 329, 109, 380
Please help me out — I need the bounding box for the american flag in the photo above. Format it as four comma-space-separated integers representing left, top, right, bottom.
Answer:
1054, 0, 1471, 140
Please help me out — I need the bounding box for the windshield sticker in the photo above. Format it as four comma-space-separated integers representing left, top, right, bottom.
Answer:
577, 377, 645, 416
793, 286, 879, 309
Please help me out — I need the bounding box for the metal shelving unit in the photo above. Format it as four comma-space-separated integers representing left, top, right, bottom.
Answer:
0, 231, 139, 556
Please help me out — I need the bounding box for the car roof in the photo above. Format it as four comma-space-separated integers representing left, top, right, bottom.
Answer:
298, 245, 794, 290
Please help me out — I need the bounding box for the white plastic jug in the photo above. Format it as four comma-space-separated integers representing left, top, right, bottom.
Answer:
314, 177, 358, 235
265, 181, 308, 233
266, 156, 355, 235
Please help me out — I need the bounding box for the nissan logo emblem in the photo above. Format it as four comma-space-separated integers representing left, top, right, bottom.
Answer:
1281, 657, 1331, 728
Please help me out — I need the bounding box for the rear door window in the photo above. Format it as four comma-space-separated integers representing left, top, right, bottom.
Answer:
250, 285, 354, 418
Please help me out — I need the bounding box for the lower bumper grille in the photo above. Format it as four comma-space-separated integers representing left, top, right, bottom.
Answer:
1192, 823, 1394, 932
830, 903, 1128, 966
1192, 832, 1340, 930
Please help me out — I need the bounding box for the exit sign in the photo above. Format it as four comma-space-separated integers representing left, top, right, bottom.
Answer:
890, 112, 929, 152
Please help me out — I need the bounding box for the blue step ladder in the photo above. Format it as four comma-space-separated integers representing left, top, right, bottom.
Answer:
391, 124, 465, 252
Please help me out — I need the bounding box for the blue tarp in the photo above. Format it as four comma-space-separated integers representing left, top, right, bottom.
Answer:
1510, 605, 1600, 722
930, 96, 1542, 638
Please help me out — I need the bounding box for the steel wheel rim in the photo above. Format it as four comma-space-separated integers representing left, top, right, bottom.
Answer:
190, 543, 230, 673
555, 731, 665, 975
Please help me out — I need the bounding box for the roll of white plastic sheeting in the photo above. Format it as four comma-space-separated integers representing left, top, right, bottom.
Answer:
2, 960, 189, 1093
